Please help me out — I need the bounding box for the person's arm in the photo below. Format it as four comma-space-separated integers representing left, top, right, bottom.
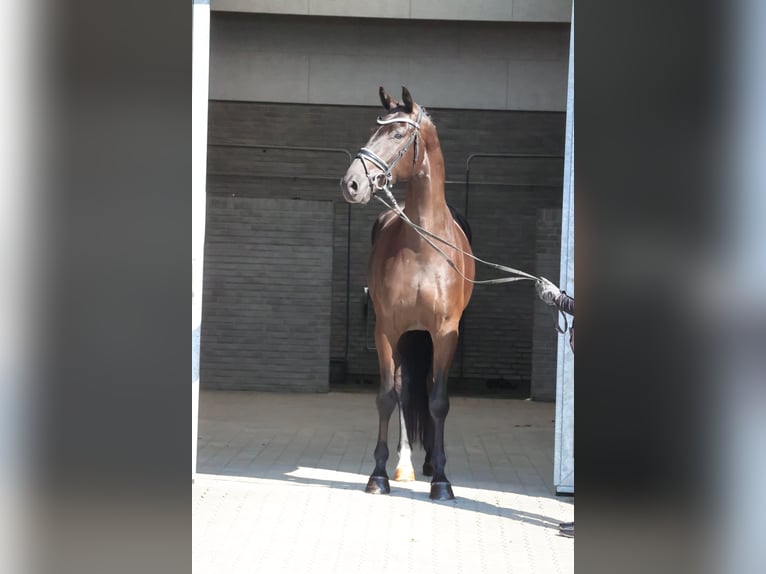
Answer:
557, 291, 574, 316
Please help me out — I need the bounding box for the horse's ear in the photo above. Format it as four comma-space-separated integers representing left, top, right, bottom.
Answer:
401, 86, 414, 113
379, 86, 393, 110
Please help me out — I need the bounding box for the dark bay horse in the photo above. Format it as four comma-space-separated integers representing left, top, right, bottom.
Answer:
340, 87, 475, 500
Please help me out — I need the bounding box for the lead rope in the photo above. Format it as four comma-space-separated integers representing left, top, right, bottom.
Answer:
373, 187, 570, 334
373, 188, 538, 284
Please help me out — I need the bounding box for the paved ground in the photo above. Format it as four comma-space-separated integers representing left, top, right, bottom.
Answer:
193, 390, 573, 574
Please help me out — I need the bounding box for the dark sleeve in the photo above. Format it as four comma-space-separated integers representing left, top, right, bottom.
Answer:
556, 291, 574, 316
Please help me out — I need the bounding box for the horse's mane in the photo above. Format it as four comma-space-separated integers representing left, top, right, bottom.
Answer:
448, 205, 472, 244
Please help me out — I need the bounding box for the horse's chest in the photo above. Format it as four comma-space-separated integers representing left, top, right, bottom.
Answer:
376, 259, 444, 309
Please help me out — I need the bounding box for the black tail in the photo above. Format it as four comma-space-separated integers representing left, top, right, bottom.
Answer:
397, 331, 433, 446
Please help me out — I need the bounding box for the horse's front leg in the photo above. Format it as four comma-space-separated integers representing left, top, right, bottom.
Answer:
365, 330, 397, 494
422, 388, 434, 477
428, 330, 459, 500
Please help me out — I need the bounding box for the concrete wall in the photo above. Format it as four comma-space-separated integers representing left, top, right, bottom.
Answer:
205, 101, 564, 387
209, 13, 570, 111
212, 0, 572, 22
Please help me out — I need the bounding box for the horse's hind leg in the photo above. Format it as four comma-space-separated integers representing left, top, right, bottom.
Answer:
366, 331, 396, 494
394, 399, 416, 482
428, 331, 459, 500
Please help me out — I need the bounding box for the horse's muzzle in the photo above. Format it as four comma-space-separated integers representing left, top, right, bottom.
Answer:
340, 171, 372, 204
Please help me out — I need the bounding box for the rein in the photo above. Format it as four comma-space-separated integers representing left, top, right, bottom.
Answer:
375, 191, 569, 335
354, 107, 568, 334
373, 190, 536, 285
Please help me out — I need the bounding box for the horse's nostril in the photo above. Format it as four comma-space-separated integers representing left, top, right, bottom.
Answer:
349, 180, 358, 191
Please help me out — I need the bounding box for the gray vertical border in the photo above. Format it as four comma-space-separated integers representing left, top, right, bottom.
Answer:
554, 4, 575, 495
192, 0, 210, 478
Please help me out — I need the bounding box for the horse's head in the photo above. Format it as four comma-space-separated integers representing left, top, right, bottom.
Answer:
341, 86, 425, 204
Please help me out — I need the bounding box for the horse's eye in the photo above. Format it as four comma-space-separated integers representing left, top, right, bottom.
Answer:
393, 132, 404, 141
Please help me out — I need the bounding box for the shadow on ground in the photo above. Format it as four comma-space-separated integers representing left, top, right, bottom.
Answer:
201, 466, 572, 529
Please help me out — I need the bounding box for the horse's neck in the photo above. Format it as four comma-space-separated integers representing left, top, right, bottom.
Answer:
403, 145, 449, 229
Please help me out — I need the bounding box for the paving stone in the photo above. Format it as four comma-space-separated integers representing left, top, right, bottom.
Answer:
193, 390, 573, 573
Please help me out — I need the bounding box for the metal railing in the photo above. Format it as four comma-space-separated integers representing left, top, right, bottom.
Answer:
458, 152, 564, 381
464, 153, 564, 218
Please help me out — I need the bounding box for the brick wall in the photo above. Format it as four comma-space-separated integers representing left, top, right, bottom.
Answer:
200, 197, 334, 391
204, 101, 563, 389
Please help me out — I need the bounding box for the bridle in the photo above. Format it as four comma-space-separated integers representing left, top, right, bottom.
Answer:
355, 106, 424, 194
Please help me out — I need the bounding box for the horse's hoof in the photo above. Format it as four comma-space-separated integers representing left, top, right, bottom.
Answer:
422, 462, 434, 476
394, 467, 416, 482
429, 482, 454, 500
365, 476, 391, 494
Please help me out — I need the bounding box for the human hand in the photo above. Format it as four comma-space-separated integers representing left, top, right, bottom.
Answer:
535, 277, 561, 306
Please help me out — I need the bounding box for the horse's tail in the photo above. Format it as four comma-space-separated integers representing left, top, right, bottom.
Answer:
397, 331, 433, 447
